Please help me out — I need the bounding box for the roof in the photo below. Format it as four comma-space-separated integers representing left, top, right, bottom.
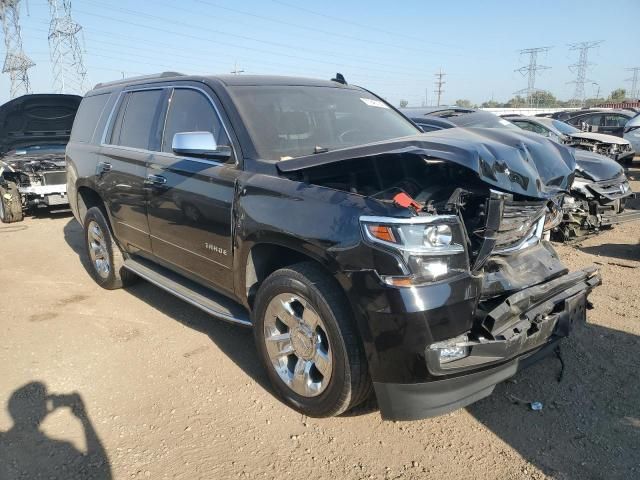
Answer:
91, 72, 355, 93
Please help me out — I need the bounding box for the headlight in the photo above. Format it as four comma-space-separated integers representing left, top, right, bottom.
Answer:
609, 144, 619, 153
360, 215, 468, 286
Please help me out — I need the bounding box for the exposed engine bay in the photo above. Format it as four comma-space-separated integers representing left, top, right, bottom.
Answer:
567, 136, 633, 161
555, 171, 636, 240
287, 152, 550, 271
0, 148, 69, 212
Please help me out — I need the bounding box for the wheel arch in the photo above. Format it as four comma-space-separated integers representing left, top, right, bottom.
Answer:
242, 240, 344, 310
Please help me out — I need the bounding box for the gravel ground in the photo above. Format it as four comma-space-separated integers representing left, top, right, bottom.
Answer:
1, 164, 639, 480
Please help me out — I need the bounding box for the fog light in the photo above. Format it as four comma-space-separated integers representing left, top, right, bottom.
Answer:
438, 345, 470, 364
430, 335, 470, 364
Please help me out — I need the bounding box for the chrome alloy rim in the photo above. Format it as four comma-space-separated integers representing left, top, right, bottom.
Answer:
87, 220, 110, 279
263, 293, 332, 397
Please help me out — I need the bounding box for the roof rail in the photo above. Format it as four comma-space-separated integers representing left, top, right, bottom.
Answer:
93, 72, 185, 90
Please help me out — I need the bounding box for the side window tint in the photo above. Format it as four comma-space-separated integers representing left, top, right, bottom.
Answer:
116, 89, 163, 149
71, 93, 110, 143
416, 123, 438, 132
162, 89, 229, 156
109, 93, 129, 145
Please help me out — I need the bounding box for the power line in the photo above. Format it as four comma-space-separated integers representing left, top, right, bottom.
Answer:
0, 0, 34, 98
270, 0, 463, 51
513, 46, 551, 107
195, 0, 462, 58
76, 1, 437, 77
625, 67, 640, 100
48, 0, 87, 94
434, 68, 445, 106
567, 40, 603, 107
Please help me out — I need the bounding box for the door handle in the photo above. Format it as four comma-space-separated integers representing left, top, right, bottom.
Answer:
144, 174, 167, 186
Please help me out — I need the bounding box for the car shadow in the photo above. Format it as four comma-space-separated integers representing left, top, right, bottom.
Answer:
62, 218, 639, 478
0, 381, 112, 480
466, 322, 639, 479
577, 243, 640, 262
62, 218, 271, 392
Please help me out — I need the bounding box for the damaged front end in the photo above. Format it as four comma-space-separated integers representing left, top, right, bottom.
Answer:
553, 150, 637, 240
278, 130, 601, 420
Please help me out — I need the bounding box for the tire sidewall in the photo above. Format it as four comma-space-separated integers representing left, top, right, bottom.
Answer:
83, 207, 119, 288
253, 272, 351, 417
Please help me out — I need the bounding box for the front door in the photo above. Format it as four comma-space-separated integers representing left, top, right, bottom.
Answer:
146, 87, 238, 293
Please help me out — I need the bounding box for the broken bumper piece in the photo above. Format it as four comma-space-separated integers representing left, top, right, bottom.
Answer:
374, 266, 601, 421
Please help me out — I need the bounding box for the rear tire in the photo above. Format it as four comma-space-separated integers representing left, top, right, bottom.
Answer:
0, 181, 24, 223
253, 262, 371, 417
83, 206, 137, 289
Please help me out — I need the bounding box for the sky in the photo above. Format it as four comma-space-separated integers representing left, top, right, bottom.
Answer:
2, 0, 639, 106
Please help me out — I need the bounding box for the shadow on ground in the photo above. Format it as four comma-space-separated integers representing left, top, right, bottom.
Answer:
0, 382, 111, 480
63, 218, 640, 479
578, 242, 640, 262
467, 322, 639, 479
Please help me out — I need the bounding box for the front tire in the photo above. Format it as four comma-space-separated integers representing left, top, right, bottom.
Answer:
0, 181, 24, 223
83, 206, 137, 289
253, 262, 370, 417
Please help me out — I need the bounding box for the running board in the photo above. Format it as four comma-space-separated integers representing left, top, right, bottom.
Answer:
123, 257, 251, 327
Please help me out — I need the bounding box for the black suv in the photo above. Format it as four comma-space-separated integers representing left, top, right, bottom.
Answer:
67, 73, 600, 420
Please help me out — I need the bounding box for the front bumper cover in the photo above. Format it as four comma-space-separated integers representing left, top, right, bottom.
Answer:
373, 266, 601, 420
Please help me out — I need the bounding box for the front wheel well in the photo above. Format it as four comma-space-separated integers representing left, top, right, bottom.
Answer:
245, 243, 331, 308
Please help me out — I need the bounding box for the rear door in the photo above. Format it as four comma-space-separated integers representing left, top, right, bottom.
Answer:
98, 88, 167, 252
146, 86, 239, 292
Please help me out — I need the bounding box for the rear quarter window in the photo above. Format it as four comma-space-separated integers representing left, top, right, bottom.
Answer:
70, 93, 111, 143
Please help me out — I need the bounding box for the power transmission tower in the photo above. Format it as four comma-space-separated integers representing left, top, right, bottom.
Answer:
625, 67, 640, 100
0, 0, 34, 99
434, 69, 445, 106
230, 61, 244, 75
567, 40, 603, 107
48, 0, 87, 94
513, 46, 551, 108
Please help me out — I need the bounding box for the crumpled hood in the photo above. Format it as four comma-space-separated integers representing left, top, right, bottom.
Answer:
573, 149, 624, 182
0, 94, 82, 154
277, 128, 576, 200
569, 131, 630, 145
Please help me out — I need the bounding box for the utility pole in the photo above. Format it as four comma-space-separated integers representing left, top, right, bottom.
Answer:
625, 67, 640, 100
434, 69, 445, 106
0, 0, 34, 99
513, 46, 551, 108
231, 61, 244, 75
48, 0, 87, 94
567, 40, 603, 107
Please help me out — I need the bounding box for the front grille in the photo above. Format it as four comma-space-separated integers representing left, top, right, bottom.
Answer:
41, 170, 67, 186
589, 175, 631, 200
494, 201, 545, 251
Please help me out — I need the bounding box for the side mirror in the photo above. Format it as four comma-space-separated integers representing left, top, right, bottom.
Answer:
172, 131, 230, 159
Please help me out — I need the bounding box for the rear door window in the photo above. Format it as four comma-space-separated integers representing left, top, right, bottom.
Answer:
71, 93, 111, 143
111, 89, 164, 150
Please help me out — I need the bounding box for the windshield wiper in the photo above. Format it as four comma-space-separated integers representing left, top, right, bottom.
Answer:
313, 145, 329, 154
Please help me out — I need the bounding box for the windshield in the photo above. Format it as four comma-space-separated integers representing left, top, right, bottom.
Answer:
549, 119, 580, 135
228, 85, 420, 160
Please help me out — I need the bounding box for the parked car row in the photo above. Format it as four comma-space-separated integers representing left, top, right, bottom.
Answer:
3, 73, 631, 421
402, 107, 638, 239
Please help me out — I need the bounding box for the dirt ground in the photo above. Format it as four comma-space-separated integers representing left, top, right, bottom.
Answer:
1, 165, 639, 480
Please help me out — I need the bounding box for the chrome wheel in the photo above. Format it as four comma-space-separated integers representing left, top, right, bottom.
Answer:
87, 220, 110, 279
263, 293, 333, 397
